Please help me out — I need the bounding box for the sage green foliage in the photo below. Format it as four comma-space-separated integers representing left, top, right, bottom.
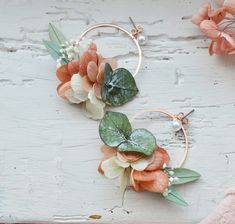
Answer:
43, 23, 69, 63
118, 128, 156, 155
48, 23, 67, 45
43, 40, 68, 64
163, 186, 188, 206
166, 168, 201, 185
99, 111, 132, 147
99, 111, 156, 156
101, 63, 138, 106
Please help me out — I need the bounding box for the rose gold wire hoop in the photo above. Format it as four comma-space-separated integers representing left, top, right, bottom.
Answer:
130, 109, 189, 168
78, 23, 142, 77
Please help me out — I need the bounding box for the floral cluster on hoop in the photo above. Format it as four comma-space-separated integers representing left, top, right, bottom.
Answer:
43, 24, 138, 119
98, 111, 201, 206
192, 1, 235, 55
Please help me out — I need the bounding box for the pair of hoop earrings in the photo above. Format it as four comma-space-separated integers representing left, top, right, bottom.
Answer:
43, 18, 200, 206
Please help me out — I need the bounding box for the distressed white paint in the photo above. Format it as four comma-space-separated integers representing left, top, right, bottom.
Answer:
0, 0, 235, 223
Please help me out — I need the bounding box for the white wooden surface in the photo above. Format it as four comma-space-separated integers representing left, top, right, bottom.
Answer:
1, 0, 235, 223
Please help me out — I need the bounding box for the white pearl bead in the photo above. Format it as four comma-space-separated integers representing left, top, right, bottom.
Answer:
137, 33, 148, 45
172, 119, 182, 132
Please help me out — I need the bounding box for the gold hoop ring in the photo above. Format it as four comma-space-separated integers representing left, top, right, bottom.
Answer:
129, 109, 189, 168
78, 23, 142, 77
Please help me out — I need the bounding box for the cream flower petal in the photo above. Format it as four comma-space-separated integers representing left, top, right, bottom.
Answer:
131, 154, 154, 171
83, 88, 105, 120
70, 74, 88, 102
64, 89, 82, 104
114, 157, 130, 168
119, 168, 131, 192
101, 157, 124, 179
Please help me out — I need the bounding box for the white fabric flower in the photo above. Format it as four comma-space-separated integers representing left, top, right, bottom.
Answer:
70, 74, 88, 102
82, 88, 105, 120
101, 155, 154, 191
65, 73, 105, 120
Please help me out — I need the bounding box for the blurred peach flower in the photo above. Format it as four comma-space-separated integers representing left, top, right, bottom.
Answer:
192, 1, 235, 55
200, 20, 235, 55
224, 0, 235, 15
191, 3, 226, 25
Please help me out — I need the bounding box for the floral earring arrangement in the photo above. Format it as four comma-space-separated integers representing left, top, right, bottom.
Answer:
43, 19, 145, 119
192, 0, 235, 55
98, 110, 200, 206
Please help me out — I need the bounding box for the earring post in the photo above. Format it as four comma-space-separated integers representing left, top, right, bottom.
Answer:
129, 17, 138, 30
182, 109, 195, 119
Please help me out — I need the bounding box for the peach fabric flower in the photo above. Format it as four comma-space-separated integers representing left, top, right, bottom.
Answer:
98, 145, 156, 192
56, 60, 80, 84
130, 147, 170, 193
98, 145, 170, 194
78, 49, 117, 99
55, 41, 118, 119
57, 44, 117, 100
199, 20, 221, 39
191, 3, 226, 26
98, 145, 117, 174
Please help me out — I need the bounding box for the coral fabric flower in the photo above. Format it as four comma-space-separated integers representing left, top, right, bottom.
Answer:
130, 147, 170, 193
78, 49, 117, 99
98, 145, 170, 193
56, 40, 117, 119
98, 145, 155, 192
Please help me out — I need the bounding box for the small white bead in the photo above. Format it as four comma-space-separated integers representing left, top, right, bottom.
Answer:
172, 119, 182, 132
137, 33, 148, 45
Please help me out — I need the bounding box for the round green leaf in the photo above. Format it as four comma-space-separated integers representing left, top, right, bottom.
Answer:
101, 63, 139, 106
118, 128, 156, 156
99, 111, 132, 147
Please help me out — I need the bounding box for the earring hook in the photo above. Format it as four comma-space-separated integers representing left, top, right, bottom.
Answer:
129, 17, 144, 38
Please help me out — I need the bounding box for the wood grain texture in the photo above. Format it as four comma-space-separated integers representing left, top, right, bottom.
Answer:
0, 0, 235, 223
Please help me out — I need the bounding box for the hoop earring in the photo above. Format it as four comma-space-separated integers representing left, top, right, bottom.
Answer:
129, 109, 194, 168
43, 18, 145, 120
98, 110, 200, 206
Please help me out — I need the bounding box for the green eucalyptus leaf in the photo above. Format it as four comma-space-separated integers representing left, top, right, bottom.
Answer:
101, 63, 138, 106
48, 23, 68, 45
43, 40, 68, 64
163, 186, 188, 206
99, 111, 132, 147
167, 168, 201, 185
118, 128, 156, 156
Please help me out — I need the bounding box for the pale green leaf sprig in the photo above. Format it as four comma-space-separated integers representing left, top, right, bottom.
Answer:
163, 186, 189, 206
161, 167, 201, 206
43, 23, 80, 66
99, 111, 156, 156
